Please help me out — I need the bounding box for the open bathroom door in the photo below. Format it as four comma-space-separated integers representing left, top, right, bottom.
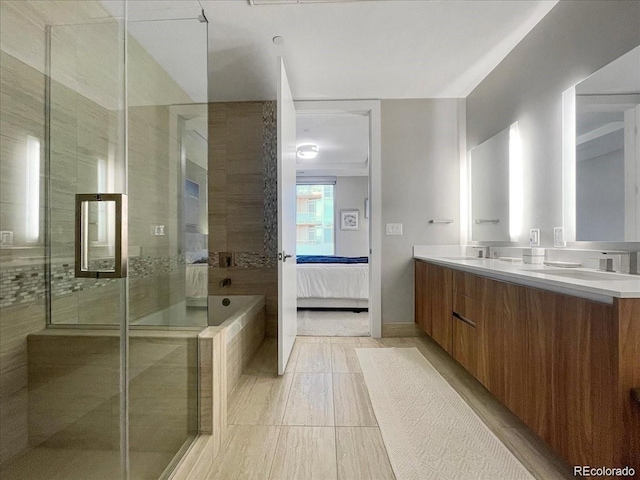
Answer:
277, 57, 297, 375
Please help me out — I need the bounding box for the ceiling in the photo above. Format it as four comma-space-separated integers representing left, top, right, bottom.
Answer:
100, 0, 558, 101
296, 113, 370, 176
202, 0, 557, 101
100, 0, 560, 173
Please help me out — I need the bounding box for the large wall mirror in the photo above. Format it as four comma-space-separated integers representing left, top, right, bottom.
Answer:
469, 122, 522, 242
563, 45, 640, 242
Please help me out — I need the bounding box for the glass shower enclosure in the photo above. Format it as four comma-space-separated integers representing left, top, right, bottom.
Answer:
0, 1, 208, 479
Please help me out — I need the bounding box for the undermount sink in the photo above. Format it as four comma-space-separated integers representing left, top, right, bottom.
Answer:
524, 268, 636, 282
442, 256, 484, 261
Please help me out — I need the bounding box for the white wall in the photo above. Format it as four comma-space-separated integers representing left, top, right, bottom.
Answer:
381, 99, 463, 324
466, 1, 640, 247
335, 176, 369, 257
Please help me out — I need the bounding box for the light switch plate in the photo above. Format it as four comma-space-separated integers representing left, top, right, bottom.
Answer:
386, 223, 403, 235
0, 231, 13, 246
553, 227, 565, 247
529, 229, 540, 247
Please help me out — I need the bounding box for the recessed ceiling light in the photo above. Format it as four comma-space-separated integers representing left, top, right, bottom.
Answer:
272, 36, 284, 45
297, 144, 319, 159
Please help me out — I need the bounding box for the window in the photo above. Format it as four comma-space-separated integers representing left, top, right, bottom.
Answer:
296, 184, 334, 255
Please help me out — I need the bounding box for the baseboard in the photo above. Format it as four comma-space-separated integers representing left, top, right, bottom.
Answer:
168, 435, 214, 480
382, 322, 427, 338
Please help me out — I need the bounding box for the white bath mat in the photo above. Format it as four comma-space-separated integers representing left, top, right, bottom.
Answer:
356, 347, 534, 480
297, 310, 369, 337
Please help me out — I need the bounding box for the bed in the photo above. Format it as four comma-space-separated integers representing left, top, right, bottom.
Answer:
296, 255, 369, 310
186, 261, 208, 307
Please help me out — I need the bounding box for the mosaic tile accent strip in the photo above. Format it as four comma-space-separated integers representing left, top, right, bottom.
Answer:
0, 255, 186, 308
0, 265, 44, 308
263, 100, 278, 266
209, 251, 273, 268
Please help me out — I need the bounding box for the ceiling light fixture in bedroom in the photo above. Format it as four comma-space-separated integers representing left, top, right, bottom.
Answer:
297, 144, 319, 159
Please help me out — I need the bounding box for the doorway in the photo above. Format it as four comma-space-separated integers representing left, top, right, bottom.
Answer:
294, 101, 382, 339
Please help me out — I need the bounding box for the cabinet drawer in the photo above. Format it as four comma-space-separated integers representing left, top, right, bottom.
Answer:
453, 271, 478, 298
453, 314, 478, 377
453, 293, 476, 326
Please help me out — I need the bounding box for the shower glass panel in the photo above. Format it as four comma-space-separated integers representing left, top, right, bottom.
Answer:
1, 1, 207, 477
126, 14, 208, 479
35, 4, 207, 480
45, 10, 127, 480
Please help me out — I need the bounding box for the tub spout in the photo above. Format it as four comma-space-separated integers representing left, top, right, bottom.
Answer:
219, 278, 232, 288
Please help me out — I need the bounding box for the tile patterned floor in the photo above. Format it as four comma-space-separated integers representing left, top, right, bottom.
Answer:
207, 336, 575, 480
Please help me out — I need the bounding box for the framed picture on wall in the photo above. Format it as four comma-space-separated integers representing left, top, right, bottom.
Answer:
340, 210, 359, 230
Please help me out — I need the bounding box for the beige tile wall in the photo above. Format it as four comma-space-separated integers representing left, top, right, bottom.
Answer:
208, 102, 278, 336
226, 308, 266, 395
0, 49, 47, 467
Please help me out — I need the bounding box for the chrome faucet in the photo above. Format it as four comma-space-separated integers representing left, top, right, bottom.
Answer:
621, 251, 639, 275
597, 251, 639, 275
472, 246, 491, 259
599, 257, 614, 272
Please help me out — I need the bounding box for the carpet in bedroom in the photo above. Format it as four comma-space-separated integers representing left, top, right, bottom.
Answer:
296, 310, 369, 336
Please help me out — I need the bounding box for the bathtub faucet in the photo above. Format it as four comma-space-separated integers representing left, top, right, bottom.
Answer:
219, 277, 232, 288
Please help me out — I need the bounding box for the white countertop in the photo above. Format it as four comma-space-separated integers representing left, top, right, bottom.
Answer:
414, 248, 640, 303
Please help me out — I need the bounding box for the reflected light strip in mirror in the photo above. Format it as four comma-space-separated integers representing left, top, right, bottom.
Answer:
562, 86, 576, 242
97, 159, 107, 243
509, 122, 523, 242
461, 150, 470, 244
97, 157, 117, 253
26, 135, 40, 243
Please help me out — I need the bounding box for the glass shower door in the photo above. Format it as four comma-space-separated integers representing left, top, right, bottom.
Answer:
125, 14, 208, 479
44, 11, 128, 480
42, 4, 207, 479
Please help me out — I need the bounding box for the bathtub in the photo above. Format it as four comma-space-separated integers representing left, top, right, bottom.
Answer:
207, 295, 265, 343
205, 295, 266, 396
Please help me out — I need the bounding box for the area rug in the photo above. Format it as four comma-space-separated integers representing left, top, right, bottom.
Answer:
356, 347, 534, 480
296, 310, 369, 336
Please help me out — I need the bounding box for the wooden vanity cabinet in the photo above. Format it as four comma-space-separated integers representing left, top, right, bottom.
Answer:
414, 259, 640, 473
414, 260, 453, 353
414, 260, 430, 334
452, 292, 478, 377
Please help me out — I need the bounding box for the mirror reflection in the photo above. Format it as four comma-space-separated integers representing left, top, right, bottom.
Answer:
469, 123, 521, 242
575, 45, 640, 241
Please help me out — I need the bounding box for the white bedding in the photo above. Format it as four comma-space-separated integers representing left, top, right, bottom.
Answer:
297, 264, 369, 299
186, 263, 208, 298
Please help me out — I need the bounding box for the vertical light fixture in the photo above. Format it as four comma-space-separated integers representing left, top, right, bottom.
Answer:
97, 157, 116, 252
509, 122, 523, 242
562, 87, 576, 242
26, 136, 40, 243
97, 158, 107, 243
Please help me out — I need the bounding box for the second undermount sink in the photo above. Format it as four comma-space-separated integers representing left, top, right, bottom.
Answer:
442, 256, 484, 261
525, 268, 636, 282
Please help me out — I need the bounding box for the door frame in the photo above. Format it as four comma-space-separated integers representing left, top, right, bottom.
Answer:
294, 100, 382, 338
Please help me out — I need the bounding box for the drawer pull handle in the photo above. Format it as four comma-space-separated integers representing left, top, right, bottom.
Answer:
453, 311, 476, 328
632, 388, 640, 405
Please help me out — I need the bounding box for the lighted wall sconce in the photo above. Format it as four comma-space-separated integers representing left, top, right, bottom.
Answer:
509, 122, 523, 242
26, 136, 40, 243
